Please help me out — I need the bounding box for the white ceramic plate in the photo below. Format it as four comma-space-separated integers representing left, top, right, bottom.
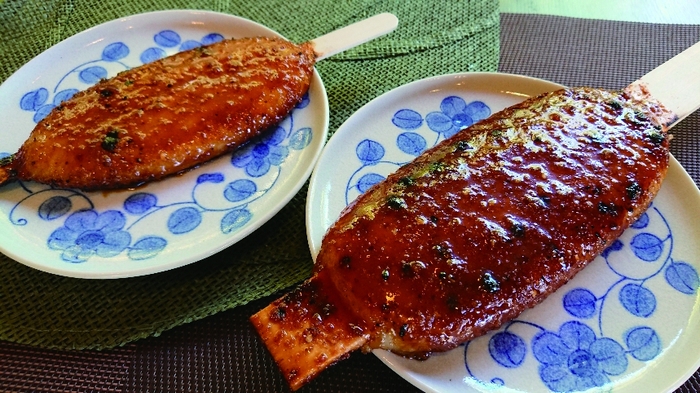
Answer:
306, 73, 700, 393
0, 10, 329, 278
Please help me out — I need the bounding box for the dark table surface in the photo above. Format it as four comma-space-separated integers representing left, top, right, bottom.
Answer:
1, 12, 699, 393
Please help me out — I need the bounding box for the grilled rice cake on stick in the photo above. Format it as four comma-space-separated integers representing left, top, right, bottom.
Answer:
0, 13, 400, 191
251, 85, 676, 390
0, 37, 315, 190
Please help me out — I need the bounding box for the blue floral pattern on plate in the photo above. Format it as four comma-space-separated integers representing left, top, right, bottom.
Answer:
464, 205, 698, 392
306, 74, 700, 393
0, 11, 327, 278
344, 96, 491, 205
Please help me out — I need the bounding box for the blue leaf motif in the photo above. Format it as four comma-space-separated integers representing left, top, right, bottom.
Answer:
47, 227, 79, 251
630, 233, 664, 262
296, 92, 310, 109
140, 47, 167, 64
563, 288, 597, 319
201, 33, 224, 45
197, 173, 225, 184
129, 236, 167, 260
357, 173, 385, 193
425, 111, 453, 133
168, 207, 202, 234
38, 196, 72, 221
601, 239, 623, 258
96, 230, 131, 258
33, 105, 55, 123
625, 326, 660, 361
101, 42, 129, 61
392, 109, 423, 130
263, 126, 286, 146
221, 208, 253, 234
79, 66, 108, 84
665, 262, 700, 295
397, 132, 427, 156
224, 179, 257, 202
559, 321, 596, 350
488, 332, 526, 368
589, 338, 627, 375
124, 193, 157, 215
532, 332, 569, 365
440, 96, 468, 118
95, 210, 127, 232
539, 364, 577, 392
289, 127, 313, 150
631, 212, 650, 229
179, 40, 202, 51
619, 284, 656, 317
20, 88, 49, 111
154, 30, 181, 47
464, 101, 491, 120
267, 145, 289, 166
245, 157, 271, 177
53, 89, 79, 106
356, 139, 384, 164
64, 209, 98, 231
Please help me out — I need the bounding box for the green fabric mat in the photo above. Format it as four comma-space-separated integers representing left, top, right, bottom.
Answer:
0, 0, 499, 349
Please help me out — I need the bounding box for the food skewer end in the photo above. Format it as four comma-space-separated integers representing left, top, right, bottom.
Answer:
250, 273, 369, 390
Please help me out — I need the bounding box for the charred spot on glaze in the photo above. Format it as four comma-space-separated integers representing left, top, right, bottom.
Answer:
398, 176, 415, 187
275, 305, 287, 320
647, 129, 665, 144
433, 243, 452, 258
386, 195, 407, 210
402, 260, 427, 278
399, 324, 408, 337
455, 140, 472, 151
606, 100, 623, 111
598, 201, 618, 216
446, 294, 460, 310
100, 88, 114, 98
340, 256, 352, 268
429, 161, 446, 173
626, 181, 642, 200
102, 130, 120, 152
381, 269, 390, 281
430, 215, 438, 223
510, 222, 526, 238
480, 271, 500, 293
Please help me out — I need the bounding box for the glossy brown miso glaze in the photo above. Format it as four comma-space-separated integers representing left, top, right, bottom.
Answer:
251, 86, 672, 390
0, 37, 315, 190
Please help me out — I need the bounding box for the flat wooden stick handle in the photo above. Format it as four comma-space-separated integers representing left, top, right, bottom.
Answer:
630, 40, 700, 127
310, 13, 399, 61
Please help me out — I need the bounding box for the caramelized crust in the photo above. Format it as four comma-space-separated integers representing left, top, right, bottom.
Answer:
2, 37, 315, 190
252, 87, 672, 389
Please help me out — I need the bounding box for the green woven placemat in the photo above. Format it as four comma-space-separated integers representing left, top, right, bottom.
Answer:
0, 0, 499, 350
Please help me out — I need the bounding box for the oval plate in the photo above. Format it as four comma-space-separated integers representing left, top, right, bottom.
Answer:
306, 73, 700, 393
0, 10, 329, 279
